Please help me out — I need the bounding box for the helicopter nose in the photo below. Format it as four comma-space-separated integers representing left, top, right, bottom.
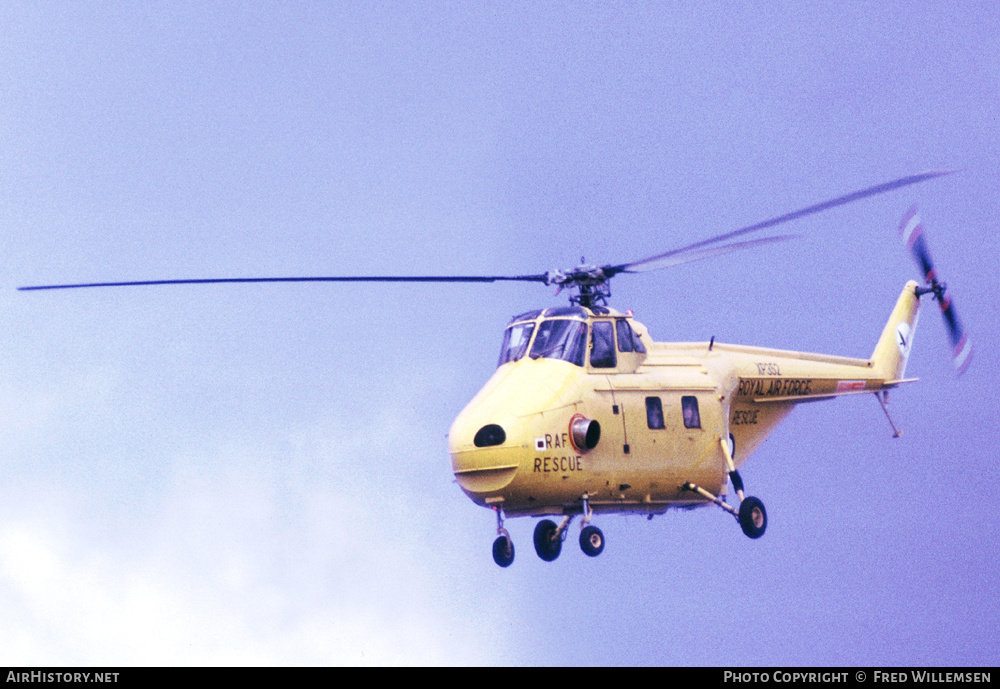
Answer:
450, 421, 520, 498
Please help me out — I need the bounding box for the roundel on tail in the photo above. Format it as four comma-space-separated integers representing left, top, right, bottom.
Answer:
895, 321, 913, 359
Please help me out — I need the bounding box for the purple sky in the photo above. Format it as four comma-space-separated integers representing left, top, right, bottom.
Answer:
2, 2, 997, 665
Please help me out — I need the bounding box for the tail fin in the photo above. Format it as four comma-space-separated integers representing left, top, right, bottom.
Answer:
871, 281, 921, 380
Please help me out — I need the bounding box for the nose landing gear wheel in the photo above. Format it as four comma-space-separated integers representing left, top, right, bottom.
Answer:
533, 519, 562, 562
579, 525, 605, 557
492, 535, 515, 567
739, 496, 767, 539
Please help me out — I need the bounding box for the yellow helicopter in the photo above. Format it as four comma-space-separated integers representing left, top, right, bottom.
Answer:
19, 171, 969, 567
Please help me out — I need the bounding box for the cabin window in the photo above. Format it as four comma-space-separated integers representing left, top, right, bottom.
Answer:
498, 322, 535, 366
681, 396, 701, 429
645, 397, 665, 429
529, 319, 587, 367
590, 321, 616, 368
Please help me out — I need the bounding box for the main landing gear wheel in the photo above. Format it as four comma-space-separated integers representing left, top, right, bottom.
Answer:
492, 535, 515, 567
739, 496, 767, 539
579, 525, 605, 557
533, 519, 562, 562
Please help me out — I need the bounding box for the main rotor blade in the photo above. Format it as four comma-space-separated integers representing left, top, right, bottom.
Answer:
18, 274, 550, 291
618, 235, 797, 273
606, 169, 956, 276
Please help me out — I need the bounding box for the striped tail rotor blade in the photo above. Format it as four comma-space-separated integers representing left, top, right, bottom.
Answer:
899, 206, 937, 284
899, 206, 972, 375
939, 295, 973, 374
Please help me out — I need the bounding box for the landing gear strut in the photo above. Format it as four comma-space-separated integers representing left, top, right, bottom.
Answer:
578, 493, 604, 557
491, 506, 514, 567
682, 435, 768, 539
533, 494, 607, 562
492, 495, 609, 566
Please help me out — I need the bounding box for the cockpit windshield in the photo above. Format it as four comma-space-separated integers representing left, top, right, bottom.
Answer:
529, 319, 587, 366
497, 322, 535, 366
498, 311, 591, 368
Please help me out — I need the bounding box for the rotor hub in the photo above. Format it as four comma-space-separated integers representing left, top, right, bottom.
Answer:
545, 264, 612, 307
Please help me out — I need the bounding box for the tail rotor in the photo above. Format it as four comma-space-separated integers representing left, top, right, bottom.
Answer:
899, 206, 972, 375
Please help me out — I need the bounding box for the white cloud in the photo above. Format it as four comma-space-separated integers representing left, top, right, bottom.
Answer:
0, 406, 513, 666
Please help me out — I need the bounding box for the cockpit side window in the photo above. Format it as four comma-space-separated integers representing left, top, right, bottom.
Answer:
616, 320, 633, 352
633, 330, 646, 353
590, 321, 616, 368
498, 322, 535, 366
529, 319, 587, 366
616, 319, 646, 353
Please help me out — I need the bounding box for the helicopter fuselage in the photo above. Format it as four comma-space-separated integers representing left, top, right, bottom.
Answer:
449, 282, 920, 519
